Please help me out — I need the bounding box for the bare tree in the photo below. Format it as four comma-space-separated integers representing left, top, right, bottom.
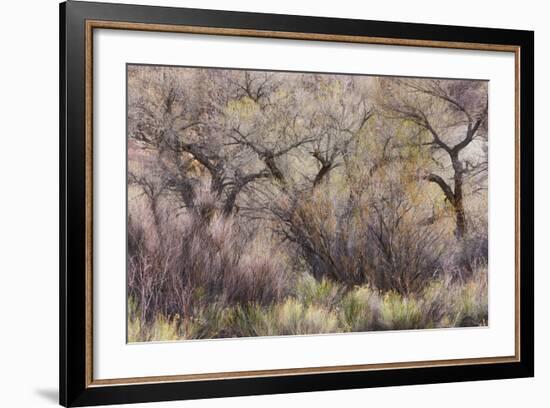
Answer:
128, 67, 288, 218
377, 78, 488, 239
306, 79, 373, 188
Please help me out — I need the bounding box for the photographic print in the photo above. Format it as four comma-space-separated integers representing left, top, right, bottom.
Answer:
127, 64, 488, 343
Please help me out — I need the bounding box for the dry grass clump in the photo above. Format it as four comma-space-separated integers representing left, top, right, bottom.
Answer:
228, 299, 340, 337
128, 263, 488, 341
339, 286, 380, 332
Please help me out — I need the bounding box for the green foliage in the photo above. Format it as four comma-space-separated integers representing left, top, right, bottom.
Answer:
452, 280, 489, 327
275, 299, 339, 335
127, 314, 180, 343
227, 299, 339, 337
379, 292, 423, 330
294, 274, 344, 308
225, 96, 259, 119
339, 286, 379, 332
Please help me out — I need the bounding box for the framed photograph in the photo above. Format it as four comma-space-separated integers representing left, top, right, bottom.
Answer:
60, 1, 534, 406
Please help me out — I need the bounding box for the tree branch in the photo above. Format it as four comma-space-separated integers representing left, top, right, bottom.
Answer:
424, 173, 455, 204
452, 103, 487, 153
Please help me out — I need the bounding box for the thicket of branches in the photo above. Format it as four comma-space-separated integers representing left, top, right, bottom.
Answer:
127, 66, 488, 340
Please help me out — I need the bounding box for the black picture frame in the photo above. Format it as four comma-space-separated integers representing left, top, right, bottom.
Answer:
60, 1, 534, 406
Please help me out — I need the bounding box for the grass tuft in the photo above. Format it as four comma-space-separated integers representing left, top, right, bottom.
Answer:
128, 265, 488, 341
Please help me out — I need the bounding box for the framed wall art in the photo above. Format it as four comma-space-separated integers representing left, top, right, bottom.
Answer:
60, 1, 534, 406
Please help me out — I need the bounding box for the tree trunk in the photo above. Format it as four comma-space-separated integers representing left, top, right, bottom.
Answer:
425, 156, 467, 240
313, 164, 332, 188
451, 154, 467, 239
222, 189, 239, 216
454, 196, 466, 240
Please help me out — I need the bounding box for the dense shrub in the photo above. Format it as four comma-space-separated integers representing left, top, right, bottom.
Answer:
127, 196, 291, 334
275, 178, 449, 295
